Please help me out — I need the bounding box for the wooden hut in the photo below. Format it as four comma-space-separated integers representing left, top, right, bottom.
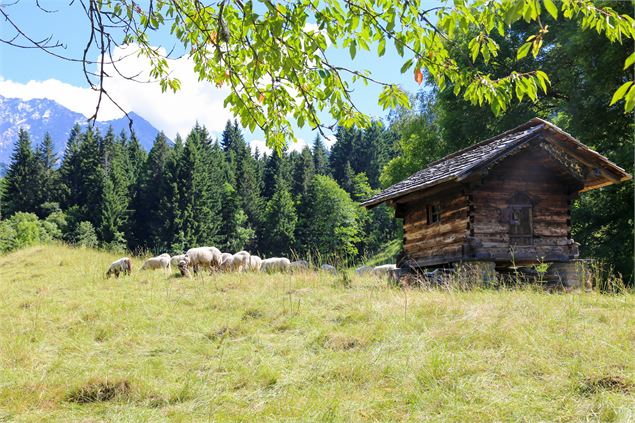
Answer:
362, 118, 631, 278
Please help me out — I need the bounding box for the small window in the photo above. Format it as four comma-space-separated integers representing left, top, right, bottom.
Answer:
426, 204, 441, 225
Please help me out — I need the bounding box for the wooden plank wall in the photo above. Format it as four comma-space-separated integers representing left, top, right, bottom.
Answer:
401, 187, 469, 264
470, 146, 577, 262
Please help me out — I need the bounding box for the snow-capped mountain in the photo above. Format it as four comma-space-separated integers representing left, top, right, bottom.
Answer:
0, 94, 165, 169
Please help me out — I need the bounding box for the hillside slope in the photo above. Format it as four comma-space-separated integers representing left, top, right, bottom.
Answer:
0, 245, 633, 421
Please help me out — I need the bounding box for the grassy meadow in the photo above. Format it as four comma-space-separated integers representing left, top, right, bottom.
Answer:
0, 245, 634, 422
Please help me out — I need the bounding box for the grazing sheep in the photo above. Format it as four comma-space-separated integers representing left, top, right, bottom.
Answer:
141, 255, 171, 271
355, 265, 373, 276
170, 254, 186, 268
220, 256, 235, 272
290, 260, 310, 272
106, 257, 132, 278
232, 252, 251, 272
320, 264, 337, 275
261, 257, 291, 273
248, 255, 262, 272
220, 252, 233, 264
372, 264, 397, 277
178, 259, 192, 278
185, 246, 222, 273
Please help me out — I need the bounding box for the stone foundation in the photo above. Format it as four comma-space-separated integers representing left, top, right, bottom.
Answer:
453, 261, 497, 286
546, 260, 594, 289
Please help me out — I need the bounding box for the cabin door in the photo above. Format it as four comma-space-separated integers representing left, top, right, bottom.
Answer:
508, 192, 533, 246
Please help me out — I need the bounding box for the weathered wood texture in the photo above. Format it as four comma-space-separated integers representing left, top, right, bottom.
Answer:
468, 145, 578, 263
399, 145, 584, 268
401, 188, 469, 265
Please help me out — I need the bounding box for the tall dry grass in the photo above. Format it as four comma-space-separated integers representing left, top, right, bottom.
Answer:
0, 245, 633, 421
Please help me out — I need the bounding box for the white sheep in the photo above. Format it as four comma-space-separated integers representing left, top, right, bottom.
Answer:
220, 252, 233, 264
178, 259, 192, 278
290, 260, 310, 272
372, 264, 397, 277
106, 257, 132, 278
355, 265, 373, 276
220, 256, 235, 272
185, 246, 222, 273
141, 255, 171, 271
170, 254, 186, 268
320, 264, 337, 275
232, 252, 251, 272
247, 255, 262, 272
261, 257, 291, 273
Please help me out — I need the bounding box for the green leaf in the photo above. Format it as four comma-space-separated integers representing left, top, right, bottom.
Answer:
349, 41, 357, 59
505, 0, 524, 26
624, 53, 635, 70
624, 84, 635, 112
400, 58, 413, 74
535, 74, 547, 93
536, 70, 551, 85
609, 81, 633, 106
469, 38, 480, 62
378, 39, 386, 57
517, 42, 531, 60
543, 0, 558, 20
531, 38, 543, 57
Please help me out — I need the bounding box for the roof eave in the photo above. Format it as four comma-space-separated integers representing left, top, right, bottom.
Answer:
361, 175, 459, 209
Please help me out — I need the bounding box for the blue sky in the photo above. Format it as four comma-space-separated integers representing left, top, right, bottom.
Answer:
0, 1, 437, 151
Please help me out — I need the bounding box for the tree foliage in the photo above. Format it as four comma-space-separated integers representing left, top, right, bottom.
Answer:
4, 0, 631, 150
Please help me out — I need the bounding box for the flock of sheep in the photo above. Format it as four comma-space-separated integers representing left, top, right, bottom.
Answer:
105, 246, 397, 279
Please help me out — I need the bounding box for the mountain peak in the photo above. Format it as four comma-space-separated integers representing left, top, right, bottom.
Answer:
0, 96, 165, 165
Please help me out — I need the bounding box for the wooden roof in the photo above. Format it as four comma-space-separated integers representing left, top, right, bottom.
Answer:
362, 118, 631, 208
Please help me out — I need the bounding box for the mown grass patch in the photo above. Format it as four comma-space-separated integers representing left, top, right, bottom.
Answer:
0, 245, 633, 421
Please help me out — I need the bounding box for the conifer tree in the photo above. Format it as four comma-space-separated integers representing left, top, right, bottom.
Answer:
312, 135, 329, 176
33, 133, 61, 215
99, 126, 117, 170
158, 134, 184, 251
235, 152, 262, 249
292, 146, 315, 198
75, 128, 105, 228
129, 132, 172, 250
329, 126, 359, 185
1, 128, 39, 216
353, 122, 385, 188
296, 175, 361, 259
218, 182, 255, 251
341, 161, 356, 195
59, 124, 83, 209
171, 125, 224, 249
262, 150, 283, 200
262, 176, 297, 256
125, 130, 147, 183
98, 134, 131, 247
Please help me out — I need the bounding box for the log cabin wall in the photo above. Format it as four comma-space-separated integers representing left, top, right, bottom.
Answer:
468, 144, 580, 264
400, 187, 470, 266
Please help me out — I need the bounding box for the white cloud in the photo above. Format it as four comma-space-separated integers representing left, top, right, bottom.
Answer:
324, 134, 337, 149
0, 44, 234, 139
287, 137, 308, 153
249, 139, 272, 155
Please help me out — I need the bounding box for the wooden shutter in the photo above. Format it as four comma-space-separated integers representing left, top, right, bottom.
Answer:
508, 192, 533, 246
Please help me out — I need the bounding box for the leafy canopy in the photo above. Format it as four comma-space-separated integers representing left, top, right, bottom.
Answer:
93, 0, 635, 150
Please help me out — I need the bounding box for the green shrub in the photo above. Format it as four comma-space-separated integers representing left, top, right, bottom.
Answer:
0, 220, 17, 253
74, 221, 98, 248
0, 212, 68, 253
